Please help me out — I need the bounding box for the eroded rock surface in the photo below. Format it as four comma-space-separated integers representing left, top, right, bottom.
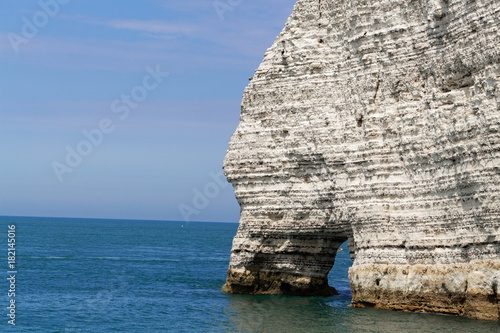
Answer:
222, 0, 500, 320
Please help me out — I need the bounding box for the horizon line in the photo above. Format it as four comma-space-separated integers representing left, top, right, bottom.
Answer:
0, 215, 239, 224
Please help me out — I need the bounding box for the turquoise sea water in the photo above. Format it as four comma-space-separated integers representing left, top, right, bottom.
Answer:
1, 216, 499, 332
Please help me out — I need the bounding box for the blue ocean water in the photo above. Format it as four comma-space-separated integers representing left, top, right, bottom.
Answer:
1, 216, 499, 332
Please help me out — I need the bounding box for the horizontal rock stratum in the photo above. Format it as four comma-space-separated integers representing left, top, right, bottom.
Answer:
222, 0, 500, 320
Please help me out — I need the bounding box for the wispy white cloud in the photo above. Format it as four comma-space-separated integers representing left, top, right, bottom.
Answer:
0, 0, 294, 221
1, 1, 296, 73
106, 19, 194, 35
59, 14, 196, 37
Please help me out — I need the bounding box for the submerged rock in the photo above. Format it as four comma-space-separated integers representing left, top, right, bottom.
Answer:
222, 0, 500, 320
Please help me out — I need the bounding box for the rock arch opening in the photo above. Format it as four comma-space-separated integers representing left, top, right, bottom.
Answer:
223, 0, 500, 320
327, 240, 353, 296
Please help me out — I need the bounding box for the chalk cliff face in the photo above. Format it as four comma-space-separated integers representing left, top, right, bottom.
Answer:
222, 0, 500, 320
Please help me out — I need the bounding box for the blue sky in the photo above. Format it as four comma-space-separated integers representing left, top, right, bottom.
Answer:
0, 0, 295, 222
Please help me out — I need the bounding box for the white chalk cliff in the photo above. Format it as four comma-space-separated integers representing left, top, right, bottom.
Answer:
222, 0, 500, 320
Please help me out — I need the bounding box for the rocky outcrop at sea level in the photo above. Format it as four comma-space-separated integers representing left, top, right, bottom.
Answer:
223, 0, 500, 320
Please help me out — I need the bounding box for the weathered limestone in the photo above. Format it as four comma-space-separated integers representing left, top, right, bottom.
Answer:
222, 0, 500, 320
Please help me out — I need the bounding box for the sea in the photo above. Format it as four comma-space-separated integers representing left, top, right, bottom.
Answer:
1, 216, 498, 332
